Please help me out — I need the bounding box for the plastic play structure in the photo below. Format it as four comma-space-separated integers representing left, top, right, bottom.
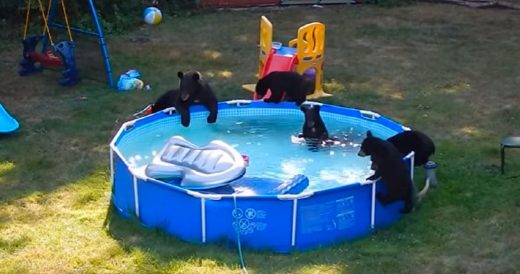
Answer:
0, 104, 19, 134
19, 0, 113, 87
243, 16, 331, 100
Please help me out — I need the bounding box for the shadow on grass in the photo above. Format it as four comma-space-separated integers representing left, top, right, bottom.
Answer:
0, 131, 104, 203
103, 203, 253, 272
103, 201, 357, 273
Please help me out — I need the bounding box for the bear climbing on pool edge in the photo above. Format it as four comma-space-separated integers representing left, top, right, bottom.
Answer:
358, 131, 414, 214
149, 71, 218, 127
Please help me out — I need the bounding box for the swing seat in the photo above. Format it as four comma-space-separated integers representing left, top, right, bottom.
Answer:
19, 36, 63, 75
54, 40, 80, 86
29, 50, 63, 67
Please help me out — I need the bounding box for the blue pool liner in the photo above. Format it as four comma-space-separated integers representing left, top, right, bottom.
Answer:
110, 101, 411, 253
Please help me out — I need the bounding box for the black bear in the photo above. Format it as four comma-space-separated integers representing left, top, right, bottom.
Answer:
298, 104, 329, 150
255, 71, 313, 106
387, 130, 435, 166
148, 87, 178, 113
148, 71, 218, 127
300, 104, 328, 140
358, 131, 414, 213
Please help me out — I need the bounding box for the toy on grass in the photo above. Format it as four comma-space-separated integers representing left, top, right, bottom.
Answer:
117, 69, 144, 91
243, 16, 331, 100
0, 104, 19, 134
143, 7, 162, 25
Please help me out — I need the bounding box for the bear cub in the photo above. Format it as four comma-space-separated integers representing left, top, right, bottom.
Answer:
299, 104, 329, 149
255, 71, 314, 106
149, 71, 218, 127
358, 131, 414, 213
387, 130, 435, 166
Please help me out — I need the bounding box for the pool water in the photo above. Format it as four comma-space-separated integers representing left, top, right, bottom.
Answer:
117, 108, 386, 191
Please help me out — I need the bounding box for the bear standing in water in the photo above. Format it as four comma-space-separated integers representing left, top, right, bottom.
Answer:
299, 104, 329, 150
300, 104, 328, 140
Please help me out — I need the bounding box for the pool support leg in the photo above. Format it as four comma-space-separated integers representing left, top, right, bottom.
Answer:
424, 161, 438, 187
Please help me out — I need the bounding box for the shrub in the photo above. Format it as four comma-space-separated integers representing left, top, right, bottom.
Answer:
1, 0, 199, 35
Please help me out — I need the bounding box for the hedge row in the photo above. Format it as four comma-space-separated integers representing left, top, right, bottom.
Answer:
1, 0, 198, 34
1, 0, 413, 35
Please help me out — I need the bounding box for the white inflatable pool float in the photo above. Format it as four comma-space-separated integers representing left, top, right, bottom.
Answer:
145, 136, 246, 189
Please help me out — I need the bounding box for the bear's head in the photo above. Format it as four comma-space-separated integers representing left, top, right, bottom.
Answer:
358, 131, 387, 157
300, 104, 328, 139
177, 71, 203, 102
255, 77, 269, 99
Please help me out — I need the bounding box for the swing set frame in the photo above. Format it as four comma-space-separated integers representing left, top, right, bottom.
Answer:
20, 0, 114, 87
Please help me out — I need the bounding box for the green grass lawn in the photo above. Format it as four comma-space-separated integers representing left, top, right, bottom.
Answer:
1, 2, 520, 273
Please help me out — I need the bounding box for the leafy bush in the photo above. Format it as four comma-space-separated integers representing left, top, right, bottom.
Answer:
1, 0, 199, 35
0, 0, 18, 17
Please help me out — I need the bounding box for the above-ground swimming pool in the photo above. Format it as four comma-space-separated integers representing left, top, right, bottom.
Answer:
110, 100, 413, 253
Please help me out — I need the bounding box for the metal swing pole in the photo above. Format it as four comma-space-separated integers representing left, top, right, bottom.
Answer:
87, 0, 114, 88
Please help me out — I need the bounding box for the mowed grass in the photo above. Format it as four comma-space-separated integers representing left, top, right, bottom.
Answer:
1, 2, 520, 273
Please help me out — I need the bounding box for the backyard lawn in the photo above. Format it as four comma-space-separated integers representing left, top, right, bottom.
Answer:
1, 2, 519, 273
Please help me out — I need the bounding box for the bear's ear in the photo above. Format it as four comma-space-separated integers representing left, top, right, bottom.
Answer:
177, 71, 184, 79
367, 130, 373, 138
192, 72, 200, 81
